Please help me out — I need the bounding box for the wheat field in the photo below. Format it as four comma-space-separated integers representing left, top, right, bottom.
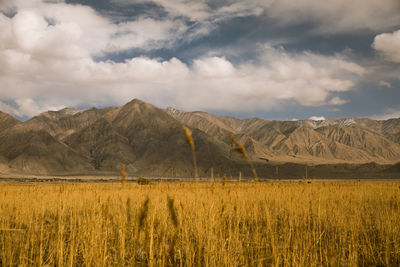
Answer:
0, 181, 399, 266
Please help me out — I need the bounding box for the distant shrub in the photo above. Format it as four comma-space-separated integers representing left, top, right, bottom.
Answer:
138, 177, 151, 185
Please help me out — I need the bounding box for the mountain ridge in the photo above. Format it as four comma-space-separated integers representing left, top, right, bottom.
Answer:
165, 107, 400, 165
0, 99, 400, 178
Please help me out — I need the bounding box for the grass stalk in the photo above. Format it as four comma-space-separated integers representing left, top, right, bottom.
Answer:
229, 134, 258, 180
182, 125, 198, 181
120, 164, 127, 185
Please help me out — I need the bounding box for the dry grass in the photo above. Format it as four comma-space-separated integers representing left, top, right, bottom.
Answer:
0, 181, 400, 266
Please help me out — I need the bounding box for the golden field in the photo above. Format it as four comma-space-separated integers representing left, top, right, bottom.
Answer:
0, 181, 400, 266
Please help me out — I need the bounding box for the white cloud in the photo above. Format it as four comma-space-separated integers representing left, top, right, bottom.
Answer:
113, 0, 264, 22
0, 99, 65, 117
0, 101, 18, 116
1, 1, 188, 56
193, 56, 236, 78
372, 29, 400, 63
114, 0, 400, 34
266, 0, 400, 34
371, 109, 400, 120
328, 97, 349, 105
105, 18, 187, 52
11, 10, 87, 59
379, 80, 392, 88
0, 1, 366, 117
309, 116, 326, 121
111, 0, 266, 43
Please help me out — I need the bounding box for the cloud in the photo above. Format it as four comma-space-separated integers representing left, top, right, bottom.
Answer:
0, 101, 19, 116
328, 97, 349, 105
105, 18, 187, 52
266, 0, 400, 34
0, 99, 65, 118
379, 80, 392, 88
193, 56, 236, 78
0, 1, 366, 117
372, 29, 400, 63
113, 0, 400, 34
371, 109, 400, 120
110, 0, 266, 44
1, 1, 188, 56
113, 0, 264, 22
309, 116, 326, 121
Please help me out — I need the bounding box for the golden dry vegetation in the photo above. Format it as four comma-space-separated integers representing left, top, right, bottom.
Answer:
1, 181, 400, 266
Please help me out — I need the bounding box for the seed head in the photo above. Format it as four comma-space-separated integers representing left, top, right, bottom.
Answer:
182, 125, 194, 150
229, 134, 249, 160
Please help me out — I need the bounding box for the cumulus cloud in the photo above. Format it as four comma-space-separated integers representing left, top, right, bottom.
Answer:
372, 29, 400, 63
0, 1, 366, 117
1, 1, 187, 56
192, 57, 236, 78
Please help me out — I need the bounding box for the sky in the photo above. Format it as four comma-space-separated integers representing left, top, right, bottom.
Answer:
0, 0, 399, 121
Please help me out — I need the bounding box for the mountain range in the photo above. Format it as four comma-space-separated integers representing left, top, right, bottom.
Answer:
1, 99, 400, 178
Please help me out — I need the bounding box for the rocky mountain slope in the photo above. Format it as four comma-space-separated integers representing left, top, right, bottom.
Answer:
0, 99, 400, 178
166, 108, 400, 164
0, 100, 238, 176
0, 111, 20, 132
